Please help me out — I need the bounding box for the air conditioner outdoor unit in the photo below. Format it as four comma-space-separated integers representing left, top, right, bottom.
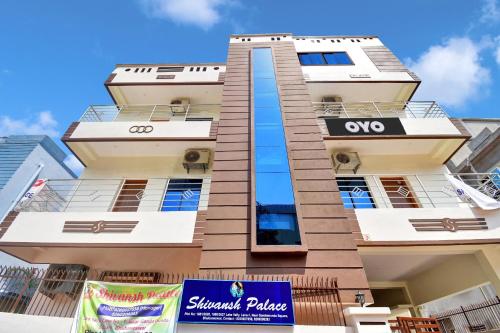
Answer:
170, 98, 190, 114
39, 264, 88, 300
332, 152, 361, 174
321, 96, 343, 117
322, 96, 342, 103
183, 149, 210, 173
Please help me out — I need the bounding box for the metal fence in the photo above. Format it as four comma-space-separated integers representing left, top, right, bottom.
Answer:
313, 101, 448, 119
336, 173, 500, 209
0, 266, 345, 326
80, 104, 221, 122
433, 297, 500, 333
390, 317, 442, 333
15, 178, 211, 213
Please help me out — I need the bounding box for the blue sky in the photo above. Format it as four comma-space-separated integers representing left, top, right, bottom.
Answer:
0, 0, 499, 173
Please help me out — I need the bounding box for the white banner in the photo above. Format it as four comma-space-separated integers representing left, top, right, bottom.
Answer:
445, 174, 500, 210
17, 178, 46, 207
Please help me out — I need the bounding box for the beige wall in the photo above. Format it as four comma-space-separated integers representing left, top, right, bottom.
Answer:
82, 156, 211, 179
293, 37, 413, 83
72, 121, 212, 140
1, 211, 198, 244
407, 254, 490, 305
111, 65, 225, 83
356, 207, 500, 242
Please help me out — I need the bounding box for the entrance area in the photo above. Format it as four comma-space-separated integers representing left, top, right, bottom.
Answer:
360, 245, 500, 330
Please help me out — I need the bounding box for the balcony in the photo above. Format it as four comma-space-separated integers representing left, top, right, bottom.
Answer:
64, 104, 220, 166
314, 101, 448, 120
318, 101, 469, 164
106, 64, 225, 105
340, 173, 500, 243
80, 104, 220, 122
0, 178, 211, 270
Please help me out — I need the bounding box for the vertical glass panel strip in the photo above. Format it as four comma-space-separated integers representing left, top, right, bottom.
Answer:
252, 48, 301, 246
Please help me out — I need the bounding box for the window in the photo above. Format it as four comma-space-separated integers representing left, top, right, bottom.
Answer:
157, 67, 184, 72
323, 52, 353, 65
336, 177, 375, 209
112, 180, 148, 212
253, 48, 301, 246
380, 177, 419, 208
156, 75, 176, 79
298, 53, 325, 65
161, 179, 202, 211
298, 52, 353, 65
99, 271, 162, 284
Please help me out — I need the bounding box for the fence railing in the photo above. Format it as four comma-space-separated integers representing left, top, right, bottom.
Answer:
433, 297, 500, 333
336, 173, 500, 209
15, 178, 211, 213
313, 101, 448, 119
390, 317, 442, 333
0, 265, 346, 326
79, 104, 221, 122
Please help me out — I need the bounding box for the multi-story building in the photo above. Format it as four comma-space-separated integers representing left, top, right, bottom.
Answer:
0, 135, 76, 265
447, 118, 499, 175
0, 33, 499, 332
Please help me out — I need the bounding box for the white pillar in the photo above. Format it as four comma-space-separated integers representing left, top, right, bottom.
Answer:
343, 307, 392, 333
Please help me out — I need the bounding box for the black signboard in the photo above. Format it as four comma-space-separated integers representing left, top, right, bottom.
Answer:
325, 118, 406, 136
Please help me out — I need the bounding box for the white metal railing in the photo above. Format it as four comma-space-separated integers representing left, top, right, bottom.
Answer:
15, 178, 211, 213
313, 101, 448, 119
336, 173, 500, 209
79, 104, 220, 122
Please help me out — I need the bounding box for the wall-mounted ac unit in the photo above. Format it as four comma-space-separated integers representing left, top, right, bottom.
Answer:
170, 98, 190, 114
39, 264, 88, 300
332, 152, 361, 174
183, 149, 210, 173
321, 96, 343, 118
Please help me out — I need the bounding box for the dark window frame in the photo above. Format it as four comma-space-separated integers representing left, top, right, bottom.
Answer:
161, 179, 203, 212
336, 177, 376, 209
298, 52, 354, 66
157, 67, 185, 72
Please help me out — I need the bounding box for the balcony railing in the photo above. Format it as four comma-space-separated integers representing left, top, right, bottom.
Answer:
336, 173, 499, 209
0, 265, 346, 326
15, 178, 211, 213
79, 104, 221, 122
313, 101, 448, 119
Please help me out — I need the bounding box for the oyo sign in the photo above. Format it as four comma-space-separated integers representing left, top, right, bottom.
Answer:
325, 117, 406, 136
344, 120, 385, 134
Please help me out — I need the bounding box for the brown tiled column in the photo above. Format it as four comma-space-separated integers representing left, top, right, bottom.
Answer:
200, 39, 371, 304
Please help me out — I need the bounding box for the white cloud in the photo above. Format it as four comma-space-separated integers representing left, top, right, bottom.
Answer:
139, 0, 233, 29
407, 37, 491, 108
64, 155, 84, 175
480, 0, 500, 24
496, 45, 500, 65
0, 111, 59, 137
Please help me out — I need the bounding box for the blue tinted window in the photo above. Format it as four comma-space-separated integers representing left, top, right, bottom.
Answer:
161, 179, 202, 211
255, 172, 295, 205
255, 147, 290, 173
254, 124, 286, 147
252, 48, 301, 246
254, 78, 278, 94
254, 107, 283, 125
253, 91, 280, 108
324, 52, 353, 65
336, 177, 375, 209
299, 52, 353, 66
298, 53, 325, 65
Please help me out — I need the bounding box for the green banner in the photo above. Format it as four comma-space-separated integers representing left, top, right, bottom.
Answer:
71, 281, 182, 333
